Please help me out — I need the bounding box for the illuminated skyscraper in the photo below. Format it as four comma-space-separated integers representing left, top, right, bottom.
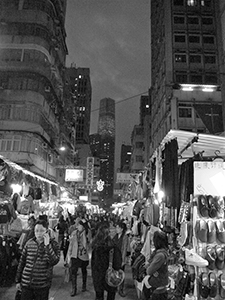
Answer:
98, 98, 115, 137
90, 98, 115, 201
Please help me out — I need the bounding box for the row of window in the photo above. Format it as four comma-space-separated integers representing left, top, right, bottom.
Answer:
174, 34, 215, 44
179, 107, 200, 118
23, 0, 57, 20
175, 53, 216, 64
175, 72, 218, 84
0, 48, 49, 65
174, 15, 213, 25
0, 73, 61, 103
0, 135, 48, 160
0, 23, 52, 48
0, 104, 57, 139
174, 0, 212, 8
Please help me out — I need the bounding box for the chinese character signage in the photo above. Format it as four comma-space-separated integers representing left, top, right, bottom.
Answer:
86, 157, 94, 188
194, 161, 225, 196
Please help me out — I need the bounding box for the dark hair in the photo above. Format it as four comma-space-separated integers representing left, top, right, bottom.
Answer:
92, 223, 110, 248
28, 216, 36, 222
79, 220, 89, 234
116, 221, 127, 234
35, 219, 48, 229
153, 231, 168, 250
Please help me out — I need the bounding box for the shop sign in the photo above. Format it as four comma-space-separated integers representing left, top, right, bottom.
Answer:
194, 161, 225, 195
86, 157, 94, 188
65, 169, 84, 182
116, 172, 138, 183
114, 189, 123, 195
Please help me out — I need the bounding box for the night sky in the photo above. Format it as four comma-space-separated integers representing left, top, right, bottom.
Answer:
65, 0, 151, 169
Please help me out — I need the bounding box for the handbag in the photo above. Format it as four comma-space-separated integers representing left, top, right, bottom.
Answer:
64, 265, 71, 283
105, 248, 125, 287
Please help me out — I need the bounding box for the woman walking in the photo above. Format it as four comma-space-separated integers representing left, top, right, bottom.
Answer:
67, 220, 89, 296
112, 221, 130, 297
15, 219, 60, 300
91, 223, 122, 300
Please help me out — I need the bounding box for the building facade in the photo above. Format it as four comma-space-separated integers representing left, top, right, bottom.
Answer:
130, 125, 145, 172
65, 67, 92, 145
0, 0, 75, 184
120, 144, 132, 173
150, 0, 223, 157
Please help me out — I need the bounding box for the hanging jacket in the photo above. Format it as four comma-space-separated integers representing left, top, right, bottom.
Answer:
15, 237, 60, 289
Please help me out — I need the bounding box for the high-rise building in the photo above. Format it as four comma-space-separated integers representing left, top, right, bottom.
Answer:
65, 67, 92, 144
120, 144, 132, 173
140, 95, 151, 126
90, 98, 116, 201
149, 0, 223, 157
130, 125, 144, 172
98, 98, 115, 137
0, 0, 75, 183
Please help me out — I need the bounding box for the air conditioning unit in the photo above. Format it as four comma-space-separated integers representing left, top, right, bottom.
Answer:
45, 86, 51, 92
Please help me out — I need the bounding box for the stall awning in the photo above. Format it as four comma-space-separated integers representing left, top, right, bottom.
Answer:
157, 130, 225, 164
0, 154, 58, 186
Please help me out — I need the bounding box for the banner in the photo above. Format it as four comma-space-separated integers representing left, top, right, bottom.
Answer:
194, 161, 225, 196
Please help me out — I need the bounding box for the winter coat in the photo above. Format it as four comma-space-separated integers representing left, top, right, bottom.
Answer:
91, 237, 122, 291
15, 237, 60, 289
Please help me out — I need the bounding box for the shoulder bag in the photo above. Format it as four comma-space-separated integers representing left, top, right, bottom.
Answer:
105, 248, 125, 287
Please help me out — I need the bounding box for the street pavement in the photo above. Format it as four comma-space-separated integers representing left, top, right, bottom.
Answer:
0, 255, 137, 300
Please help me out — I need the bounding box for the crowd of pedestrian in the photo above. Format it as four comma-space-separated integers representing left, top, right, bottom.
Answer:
13, 210, 169, 300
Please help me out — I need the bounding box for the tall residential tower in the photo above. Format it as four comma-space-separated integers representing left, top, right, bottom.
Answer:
150, 0, 223, 156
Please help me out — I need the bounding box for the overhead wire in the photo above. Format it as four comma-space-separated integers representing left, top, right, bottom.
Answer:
91, 91, 149, 113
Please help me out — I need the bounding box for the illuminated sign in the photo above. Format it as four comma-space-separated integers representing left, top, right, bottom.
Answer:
65, 169, 83, 182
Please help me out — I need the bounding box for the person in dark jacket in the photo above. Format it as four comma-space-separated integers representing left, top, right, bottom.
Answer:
142, 230, 169, 300
112, 221, 129, 297
15, 219, 60, 300
91, 223, 122, 300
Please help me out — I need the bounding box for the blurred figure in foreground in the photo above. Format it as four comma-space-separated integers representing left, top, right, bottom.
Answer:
91, 224, 122, 300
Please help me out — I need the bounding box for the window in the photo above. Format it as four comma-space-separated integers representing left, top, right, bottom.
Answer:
202, 17, 213, 25
135, 142, 144, 149
205, 74, 217, 84
174, 16, 185, 24
175, 54, 187, 62
205, 55, 216, 64
203, 36, 215, 44
174, 34, 186, 42
175, 73, 188, 83
201, 0, 211, 7
190, 54, 201, 63
174, 0, 184, 5
189, 35, 200, 43
187, 0, 198, 6
188, 17, 199, 24
135, 128, 143, 135
179, 107, 192, 118
190, 74, 203, 83
136, 156, 143, 163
